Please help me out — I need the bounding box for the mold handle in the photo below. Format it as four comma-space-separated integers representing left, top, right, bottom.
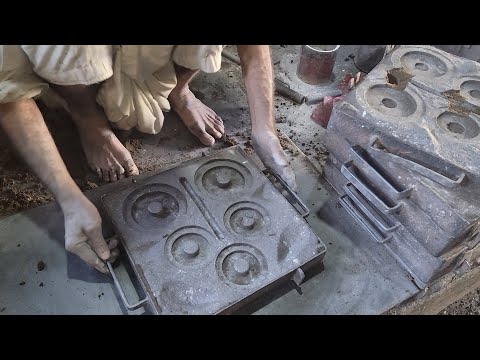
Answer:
263, 168, 310, 218
368, 137, 467, 189
107, 261, 148, 311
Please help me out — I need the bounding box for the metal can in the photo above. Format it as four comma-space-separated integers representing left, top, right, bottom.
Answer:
296, 45, 340, 85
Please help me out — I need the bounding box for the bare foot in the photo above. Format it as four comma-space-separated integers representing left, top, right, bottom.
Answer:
169, 89, 225, 146
72, 113, 139, 182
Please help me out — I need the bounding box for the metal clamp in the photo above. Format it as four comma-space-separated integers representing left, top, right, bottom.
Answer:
107, 261, 148, 311
263, 168, 310, 218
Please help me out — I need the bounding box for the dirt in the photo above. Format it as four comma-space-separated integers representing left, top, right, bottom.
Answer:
277, 130, 300, 157
124, 138, 143, 154
443, 288, 480, 314
37, 261, 46, 272
386, 68, 413, 90
0, 173, 53, 218
223, 134, 239, 147
442, 89, 472, 117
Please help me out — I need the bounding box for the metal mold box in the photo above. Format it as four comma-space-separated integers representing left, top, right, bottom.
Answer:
102, 146, 327, 314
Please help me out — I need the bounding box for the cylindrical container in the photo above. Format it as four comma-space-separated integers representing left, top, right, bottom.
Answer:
354, 45, 386, 73
296, 45, 340, 85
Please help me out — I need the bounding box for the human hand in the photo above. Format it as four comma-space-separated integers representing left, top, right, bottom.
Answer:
252, 130, 297, 191
61, 195, 120, 273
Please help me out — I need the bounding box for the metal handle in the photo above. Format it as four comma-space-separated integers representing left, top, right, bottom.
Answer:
341, 161, 402, 214
349, 145, 413, 200
263, 168, 310, 218
343, 183, 401, 233
368, 137, 466, 189
339, 194, 394, 244
107, 261, 148, 311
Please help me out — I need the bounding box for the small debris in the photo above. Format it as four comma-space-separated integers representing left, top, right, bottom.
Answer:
132, 178, 137, 183
39, 282, 44, 287
17, 244, 20, 247
19, 281, 26, 286
335, 202, 341, 208
385, 68, 413, 90
86, 180, 99, 189
1, 307, 6, 312
37, 260, 46, 272
97, 292, 105, 300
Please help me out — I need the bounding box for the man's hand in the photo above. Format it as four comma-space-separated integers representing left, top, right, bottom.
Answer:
252, 131, 297, 191
0, 99, 119, 274
61, 195, 120, 273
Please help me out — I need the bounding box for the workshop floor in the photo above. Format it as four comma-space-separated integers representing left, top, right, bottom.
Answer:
0, 45, 477, 315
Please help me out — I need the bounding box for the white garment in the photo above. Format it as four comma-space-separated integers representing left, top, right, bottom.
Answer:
0, 45, 225, 134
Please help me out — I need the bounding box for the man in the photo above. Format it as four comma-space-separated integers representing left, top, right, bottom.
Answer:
0, 45, 296, 274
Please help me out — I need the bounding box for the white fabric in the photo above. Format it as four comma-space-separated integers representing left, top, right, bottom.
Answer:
0, 45, 225, 134
0, 45, 48, 103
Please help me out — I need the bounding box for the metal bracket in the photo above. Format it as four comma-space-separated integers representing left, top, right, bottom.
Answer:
292, 268, 305, 295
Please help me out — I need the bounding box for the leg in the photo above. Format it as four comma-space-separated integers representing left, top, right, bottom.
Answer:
0, 99, 119, 273
50, 83, 139, 182
168, 64, 225, 146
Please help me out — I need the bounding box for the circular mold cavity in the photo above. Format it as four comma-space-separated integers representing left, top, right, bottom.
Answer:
124, 184, 186, 230
399, 50, 448, 78
195, 160, 252, 197
365, 84, 417, 118
460, 79, 480, 102
381, 98, 397, 108
165, 227, 215, 268
470, 90, 480, 99
224, 201, 270, 236
216, 244, 267, 286
436, 111, 480, 139
414, 62, 429, 71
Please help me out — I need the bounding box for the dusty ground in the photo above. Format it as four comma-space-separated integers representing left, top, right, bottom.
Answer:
0, 45, 478, 314
444, 289, 480, 314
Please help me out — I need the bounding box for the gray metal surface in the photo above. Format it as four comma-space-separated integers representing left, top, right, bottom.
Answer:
101, 146, 327, 315
255, 153, 419, 315
384, 45, 480, 108
0, 137, 419, 315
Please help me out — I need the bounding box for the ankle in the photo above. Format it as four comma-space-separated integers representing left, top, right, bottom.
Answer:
170, 86, 192, 102
72, 113, 113, 138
